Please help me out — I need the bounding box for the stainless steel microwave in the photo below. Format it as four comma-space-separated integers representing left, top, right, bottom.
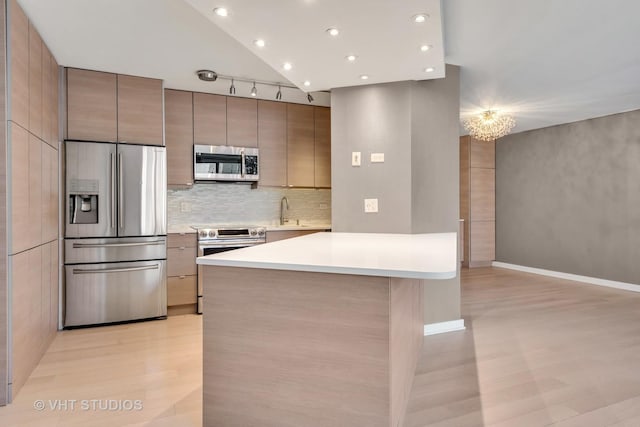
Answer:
194, 145, 259, 182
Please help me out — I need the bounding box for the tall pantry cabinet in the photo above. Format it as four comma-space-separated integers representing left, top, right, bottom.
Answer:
1, 0, 60, 405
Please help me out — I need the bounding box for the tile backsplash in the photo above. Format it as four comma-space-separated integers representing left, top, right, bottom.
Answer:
168, 184, 331, 227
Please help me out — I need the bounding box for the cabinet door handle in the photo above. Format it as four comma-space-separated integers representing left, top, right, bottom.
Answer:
179, 275, 186, 279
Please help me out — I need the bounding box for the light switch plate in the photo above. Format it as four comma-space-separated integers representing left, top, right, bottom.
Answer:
364, 198, 379, 213
370, 153, 385, 163
352, 151, 361, 166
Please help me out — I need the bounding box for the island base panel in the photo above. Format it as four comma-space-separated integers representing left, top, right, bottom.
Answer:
202, 266, 423, 427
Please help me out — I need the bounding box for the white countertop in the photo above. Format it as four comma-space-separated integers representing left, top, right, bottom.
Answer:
197, 232, 457, 279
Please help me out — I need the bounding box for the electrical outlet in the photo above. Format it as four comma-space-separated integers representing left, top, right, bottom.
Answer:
180, 202, 191, 213
352, 151, 361, 166
364, 198, 378, 213
370, 152, 385, 163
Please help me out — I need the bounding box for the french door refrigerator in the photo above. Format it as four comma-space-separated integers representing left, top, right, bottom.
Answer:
64, 141, 167, 327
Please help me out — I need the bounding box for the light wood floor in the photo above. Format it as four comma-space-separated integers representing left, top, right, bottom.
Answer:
1, 267, 640, 426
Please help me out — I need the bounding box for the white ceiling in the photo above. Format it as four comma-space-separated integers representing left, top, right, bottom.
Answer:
17, 0, 640, 134
184, 0, 445, 92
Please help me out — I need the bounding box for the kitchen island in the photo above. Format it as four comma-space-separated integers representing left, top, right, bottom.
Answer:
197, 232, 457, 427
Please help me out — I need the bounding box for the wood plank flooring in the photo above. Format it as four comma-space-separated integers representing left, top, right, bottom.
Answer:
1, 267, 639, 426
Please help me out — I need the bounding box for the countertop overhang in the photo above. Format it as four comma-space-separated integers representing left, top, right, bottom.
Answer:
197, 231, 457, 279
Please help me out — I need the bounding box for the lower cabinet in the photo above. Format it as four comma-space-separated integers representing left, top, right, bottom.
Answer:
167, 233, 198, 315
266, 229, 324, 243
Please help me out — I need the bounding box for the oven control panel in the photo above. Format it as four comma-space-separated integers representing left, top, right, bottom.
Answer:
196, 226, 266, 243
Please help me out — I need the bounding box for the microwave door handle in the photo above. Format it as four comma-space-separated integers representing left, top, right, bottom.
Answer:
241, 150, 246, 178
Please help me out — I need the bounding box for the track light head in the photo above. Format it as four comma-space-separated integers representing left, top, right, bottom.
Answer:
307, 93, 314, 103
276, 86, 282, 100
229, 79, 236, 95
196, 69, 217, 82
250, 82, 257, 97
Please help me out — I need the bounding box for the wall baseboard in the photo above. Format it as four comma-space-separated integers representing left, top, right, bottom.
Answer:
423, 319, 465, 336
492, 262, 640, 293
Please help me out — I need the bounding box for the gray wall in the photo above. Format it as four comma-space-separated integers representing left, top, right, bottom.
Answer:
411, 66, 461, 323
331, 81, 413, 233
496, 109, 640, 284
331, 66, 461, 324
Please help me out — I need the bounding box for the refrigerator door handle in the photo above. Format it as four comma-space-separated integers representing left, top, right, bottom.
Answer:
72, 264, 160, 275
72, 240, 165, 249
110, 152, 116, 229
118, 152, 124, 230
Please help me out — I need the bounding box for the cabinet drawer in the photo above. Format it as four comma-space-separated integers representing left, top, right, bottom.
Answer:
167, 275, 197, 306
167, 246, 197, 276
167, 233, 197, 248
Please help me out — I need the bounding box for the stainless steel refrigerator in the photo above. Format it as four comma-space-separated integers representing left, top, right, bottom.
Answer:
64, 141, 167, 327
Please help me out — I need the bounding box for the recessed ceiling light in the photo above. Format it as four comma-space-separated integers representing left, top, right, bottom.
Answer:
413, 13, 429, 23
420, 44, 431, 52
283, 62, 293, 71
326, 28, 340, 36
424, 67, 435, 73
213, 7, 228, 17
303, 80, 311, 87
254, 39, 265, 48
360, 75, 369, 80
345, 54, 357, 62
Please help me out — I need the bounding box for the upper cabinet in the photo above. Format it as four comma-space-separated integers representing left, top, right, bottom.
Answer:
66, 69, 163, 145
67, 69, 118, 142
193, 92, 226, 145
314, 107, 331, 188
165, 89, 194, 186
28, 22, 43, 140
287, 104, 315, 187
117, 75, 163, 145
227, 97, 258, 147
9, 0, 29, 129
257, 100, 287, 187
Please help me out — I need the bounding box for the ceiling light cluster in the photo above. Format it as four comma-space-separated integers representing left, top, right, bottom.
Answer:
463, 110, 516, 141
211, 7, 435, 92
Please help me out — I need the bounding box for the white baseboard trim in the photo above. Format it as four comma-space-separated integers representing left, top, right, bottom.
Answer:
492, 262, 640, 293
423, 319, 466, 336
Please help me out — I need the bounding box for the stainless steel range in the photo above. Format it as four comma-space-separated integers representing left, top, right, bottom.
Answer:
194, 226, 266, 313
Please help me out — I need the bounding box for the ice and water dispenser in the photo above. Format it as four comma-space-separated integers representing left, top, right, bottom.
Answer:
69, 179, 99, 224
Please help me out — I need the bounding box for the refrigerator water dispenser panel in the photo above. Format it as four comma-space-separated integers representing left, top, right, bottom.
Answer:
70, 194, 98, 224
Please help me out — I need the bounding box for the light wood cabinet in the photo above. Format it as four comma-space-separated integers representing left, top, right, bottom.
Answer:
9, 0, 29, 128
28, 134, 42, 250
117, 75, 163, 145
42, 144, 58, 242
67, 68, 118, 142
28, 22, 43, 139
257, 100, 287, 187
227, 97, 258, 147
460, 136, 495, 267
165, 89, 194, 186
10, 124, 29, 254
314, 106, 331, 188
287, 104, 315, 187
167, 233, 198, 311
43, 45, 59, 147
193, 92, 226, 145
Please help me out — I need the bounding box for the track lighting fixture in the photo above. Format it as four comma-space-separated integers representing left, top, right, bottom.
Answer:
194, 69, 321, 103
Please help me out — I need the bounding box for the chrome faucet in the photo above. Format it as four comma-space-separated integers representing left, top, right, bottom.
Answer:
280, 196, 290, 225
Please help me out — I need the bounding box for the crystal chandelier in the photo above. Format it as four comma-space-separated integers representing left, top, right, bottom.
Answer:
463, 110, 516, 141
